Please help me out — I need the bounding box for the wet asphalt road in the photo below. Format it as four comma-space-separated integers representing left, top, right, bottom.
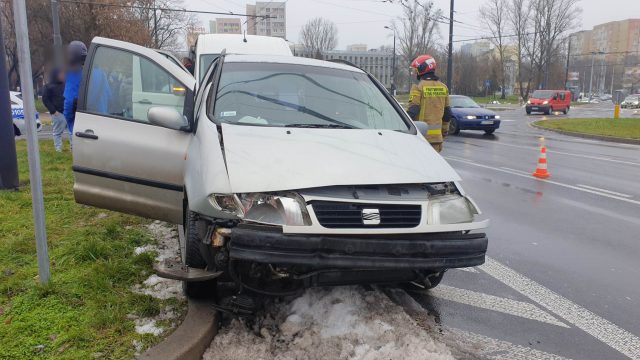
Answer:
403, 103, 640, 359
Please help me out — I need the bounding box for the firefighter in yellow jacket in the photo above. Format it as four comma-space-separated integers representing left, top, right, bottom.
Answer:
406, 55, 451, 152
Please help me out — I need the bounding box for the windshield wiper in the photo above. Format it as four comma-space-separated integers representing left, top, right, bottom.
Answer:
285, 123, 354, 129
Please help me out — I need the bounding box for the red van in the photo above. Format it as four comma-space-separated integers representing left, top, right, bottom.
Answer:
526, 90, 571, 115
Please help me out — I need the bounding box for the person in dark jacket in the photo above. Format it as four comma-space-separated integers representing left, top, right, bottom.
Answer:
63, 41, 87, 136
42, 68, 66, 152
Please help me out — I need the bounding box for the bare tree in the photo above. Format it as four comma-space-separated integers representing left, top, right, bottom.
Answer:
507, 0, 532, 100
132, 0, 198, 50
526, 0, 581, 90
394, 1, 442, 85
480, 0, 508, 99
300, 17, 338, 59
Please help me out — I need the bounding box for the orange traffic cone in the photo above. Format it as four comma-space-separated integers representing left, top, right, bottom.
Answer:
532, 137, 550, 179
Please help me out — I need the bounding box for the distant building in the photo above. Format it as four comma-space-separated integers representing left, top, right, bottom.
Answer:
186, 25, 207, 48
246, 2, 286, 39
570, 19, 640, 58
295, 46, 395, 89
209, 18, 242, 34
347, 44, 367, 52
569, 19, 640, 93
460, 41, 492, 58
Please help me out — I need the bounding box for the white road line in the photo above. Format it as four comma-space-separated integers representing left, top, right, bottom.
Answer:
384, 288, 571, 360
463, 140, 640, 166
576, 184, 632, 198
446, 328, 572, 360
455, 267, 479, 273
429, 285, 569, 328
500, 166, 530, 175
480, 257, 640, 359
445, 156, 640, 206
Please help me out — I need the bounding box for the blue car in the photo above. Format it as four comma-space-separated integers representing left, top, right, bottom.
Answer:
449, 95, 500, 135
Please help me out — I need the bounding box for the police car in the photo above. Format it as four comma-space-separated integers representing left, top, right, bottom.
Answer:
11, 91, 42, 136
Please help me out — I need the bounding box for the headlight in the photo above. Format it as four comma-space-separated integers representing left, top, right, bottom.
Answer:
465, 115, 476, 120
494, 115, 501, 119
209, 193, 311, 226
208, 194, 244, 217
527, 100, 531, 104
427, 194, 479, 224
542, 100, 549, 105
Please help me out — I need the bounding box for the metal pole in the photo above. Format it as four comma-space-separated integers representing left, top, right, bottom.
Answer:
153, 0, 158, 48
588, 52, 595, 102
610, 65, 615, 95
392, 30, 396, 96
12, 0, 51, 284
564, 38, 571, 90
51, 0, 63, 68
0, 13, 19, 190
446, 0, 454, 91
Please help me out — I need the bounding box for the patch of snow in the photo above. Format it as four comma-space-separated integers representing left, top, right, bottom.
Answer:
203, 286, 454, 360
131, 222, 185, 301
135, 318, 163, 336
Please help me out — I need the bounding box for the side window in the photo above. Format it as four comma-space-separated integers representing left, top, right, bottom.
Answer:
559, 93, 565, 101
86, 46, 187, 124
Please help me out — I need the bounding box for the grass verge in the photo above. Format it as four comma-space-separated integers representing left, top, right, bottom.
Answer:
534, 118, 640, 140
1, 141, 173, 359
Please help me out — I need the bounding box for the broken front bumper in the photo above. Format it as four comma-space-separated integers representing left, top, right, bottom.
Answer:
228, 225, 488, 270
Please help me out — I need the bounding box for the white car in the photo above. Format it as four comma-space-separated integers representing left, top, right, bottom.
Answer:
192, 34, 292, 82
11, 91, 41, 136
72, 37, 488, 298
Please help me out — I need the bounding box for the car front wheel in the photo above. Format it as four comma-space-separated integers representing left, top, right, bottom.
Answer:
449, 118, 460, 135
183, 208, 217, 298
484, 129, 495, 135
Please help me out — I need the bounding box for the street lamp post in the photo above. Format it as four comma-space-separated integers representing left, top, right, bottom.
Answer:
384, 26, 396, 96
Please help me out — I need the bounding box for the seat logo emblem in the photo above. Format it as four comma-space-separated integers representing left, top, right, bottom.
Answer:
362, 209, 381, 225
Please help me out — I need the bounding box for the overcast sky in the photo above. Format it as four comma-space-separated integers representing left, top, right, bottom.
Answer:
190, 0, 640, 50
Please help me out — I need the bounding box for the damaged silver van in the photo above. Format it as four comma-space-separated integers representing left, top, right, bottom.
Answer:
72, 37, 488, 298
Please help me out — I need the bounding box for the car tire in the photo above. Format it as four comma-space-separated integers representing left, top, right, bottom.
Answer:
183, 209, 216, 299
563, 106, 569, 114
545, 108, 551, 115
13, 124, 21, 136
526, 109, 531, 115
403, 271, 446, 291
484, 129, 495, 135
449, 118, 460, 135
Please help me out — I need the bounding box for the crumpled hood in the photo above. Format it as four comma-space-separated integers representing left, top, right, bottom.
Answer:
221, 123, 461, 193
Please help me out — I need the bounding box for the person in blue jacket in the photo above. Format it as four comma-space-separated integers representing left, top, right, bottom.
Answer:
63, 41, 87, 135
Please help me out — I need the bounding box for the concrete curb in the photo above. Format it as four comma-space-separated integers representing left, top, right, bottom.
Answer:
531, 121, 640, 145
140, 298, 218, 360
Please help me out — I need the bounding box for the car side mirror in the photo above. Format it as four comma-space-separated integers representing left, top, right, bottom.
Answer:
147, 106, 188, 131
413, 121, 428, 138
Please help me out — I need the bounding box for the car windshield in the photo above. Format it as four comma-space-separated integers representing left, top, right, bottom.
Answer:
450, 96, 480, 108
531, 90, 555, 99
199, 54, 219, 81
211, 62, 410, 131
624, 96, 638, 102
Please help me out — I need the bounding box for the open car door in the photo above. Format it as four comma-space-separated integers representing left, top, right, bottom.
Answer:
72, 37, 196, 224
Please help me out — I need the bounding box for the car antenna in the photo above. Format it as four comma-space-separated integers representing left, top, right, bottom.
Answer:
243, 30, 247, 43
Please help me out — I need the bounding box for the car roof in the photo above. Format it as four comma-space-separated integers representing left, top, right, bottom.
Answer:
224, 54, 365, 73
196, 34, 292, 57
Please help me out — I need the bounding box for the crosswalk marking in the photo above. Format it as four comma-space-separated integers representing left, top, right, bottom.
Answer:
480, 257, 640, 360
429, 285, 569, 328
383, 287, 572, 360
455, 267, 479, 273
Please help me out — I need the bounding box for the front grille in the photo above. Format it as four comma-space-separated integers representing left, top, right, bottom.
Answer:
311, 201, 422, 228
474, 115, 495, 119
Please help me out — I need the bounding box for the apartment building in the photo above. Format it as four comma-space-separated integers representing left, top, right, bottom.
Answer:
246, 2, 286, 39
209, 18, 242, 34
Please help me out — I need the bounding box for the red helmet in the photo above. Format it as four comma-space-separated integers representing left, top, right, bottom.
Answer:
410, 55, 437, 76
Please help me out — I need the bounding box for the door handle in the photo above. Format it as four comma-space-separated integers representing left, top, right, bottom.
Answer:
75, 130, 98, 140
139, 99, 152, 104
